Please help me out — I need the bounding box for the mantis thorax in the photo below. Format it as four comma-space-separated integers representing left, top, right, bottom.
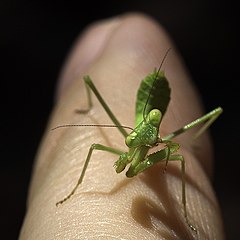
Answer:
125, 109, 162, 148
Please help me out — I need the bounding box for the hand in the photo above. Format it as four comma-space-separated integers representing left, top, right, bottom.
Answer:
20, 13, 224, 239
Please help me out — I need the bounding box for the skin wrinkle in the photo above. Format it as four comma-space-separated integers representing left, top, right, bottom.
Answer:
19, 13, 224, 240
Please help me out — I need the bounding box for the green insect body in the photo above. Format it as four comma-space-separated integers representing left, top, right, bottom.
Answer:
53, 66, 223, 233
115, 109, 162, 176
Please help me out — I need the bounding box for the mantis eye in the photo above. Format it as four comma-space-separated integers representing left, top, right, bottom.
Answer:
148, 109, 162, 127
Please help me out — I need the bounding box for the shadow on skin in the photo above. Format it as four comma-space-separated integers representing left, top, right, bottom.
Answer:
80, 164, 196, 238
131, 196, 175, 239
75, 157, 216, 239
132, 159, 219, 239
132, 164, 195, 239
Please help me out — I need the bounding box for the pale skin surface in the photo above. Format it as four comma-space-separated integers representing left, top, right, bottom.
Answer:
19, 13, 225, 239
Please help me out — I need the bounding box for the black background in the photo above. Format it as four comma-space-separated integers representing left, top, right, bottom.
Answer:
1, 1, 238, 239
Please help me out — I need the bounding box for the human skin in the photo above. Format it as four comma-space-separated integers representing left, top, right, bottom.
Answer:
19, 13, 225, 239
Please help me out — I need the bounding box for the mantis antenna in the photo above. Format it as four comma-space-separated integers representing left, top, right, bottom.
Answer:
51, 124, 133, 131
142, 48, 171, 121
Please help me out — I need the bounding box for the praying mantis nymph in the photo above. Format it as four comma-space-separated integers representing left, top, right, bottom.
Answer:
52, 51, 223, 233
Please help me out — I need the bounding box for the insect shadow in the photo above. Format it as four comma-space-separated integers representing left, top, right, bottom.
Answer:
132, 163, 194, 238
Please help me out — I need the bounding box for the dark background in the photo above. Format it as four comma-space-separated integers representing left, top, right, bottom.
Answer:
1, 1, 238, 239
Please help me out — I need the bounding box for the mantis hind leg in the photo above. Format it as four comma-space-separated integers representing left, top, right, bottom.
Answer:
56, 144, 123, 206
75, 76, 128, 138
75, 76, 93, 114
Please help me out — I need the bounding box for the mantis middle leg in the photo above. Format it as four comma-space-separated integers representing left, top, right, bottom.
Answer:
56, 144, 123, 206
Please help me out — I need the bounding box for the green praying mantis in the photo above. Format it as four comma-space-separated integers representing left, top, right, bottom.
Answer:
53, 51, 223, 233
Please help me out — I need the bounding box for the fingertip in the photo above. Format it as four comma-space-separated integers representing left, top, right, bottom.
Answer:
56, 16, 122, 99
56, 13, 173, 100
